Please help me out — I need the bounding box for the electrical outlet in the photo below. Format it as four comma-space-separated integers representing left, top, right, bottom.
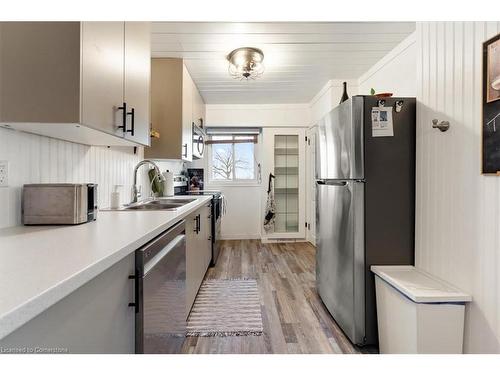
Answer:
0, 161, 9, 187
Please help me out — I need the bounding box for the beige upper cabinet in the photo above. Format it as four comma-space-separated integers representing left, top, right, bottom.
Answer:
123, 22, 151, 146
0, 22, 151, 147
81, 22, 125, 139
146, 58, 205, 161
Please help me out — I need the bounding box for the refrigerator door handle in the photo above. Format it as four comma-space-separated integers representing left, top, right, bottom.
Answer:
316, 180, 348, 186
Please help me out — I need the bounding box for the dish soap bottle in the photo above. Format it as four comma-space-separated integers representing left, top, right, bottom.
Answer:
340, 81, 349, 104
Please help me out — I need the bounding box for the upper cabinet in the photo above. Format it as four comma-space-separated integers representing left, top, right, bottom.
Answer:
0, 22, 151, 147
192, 84, 206, 128
146, 58, 205, 161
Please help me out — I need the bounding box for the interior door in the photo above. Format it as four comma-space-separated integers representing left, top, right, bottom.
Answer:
81, 22, 124, 136
316, 180, 365, 344
124, 22, 151, 146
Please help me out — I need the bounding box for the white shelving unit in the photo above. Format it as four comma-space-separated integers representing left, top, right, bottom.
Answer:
261, 127, 306, 241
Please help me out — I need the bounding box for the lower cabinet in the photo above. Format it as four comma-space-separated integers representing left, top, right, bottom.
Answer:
0, 203, 214, 353
0, 254, 136, 354
186, 203, 212, 317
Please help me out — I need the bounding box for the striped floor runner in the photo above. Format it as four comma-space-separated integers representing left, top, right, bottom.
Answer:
187, 279, 264, 337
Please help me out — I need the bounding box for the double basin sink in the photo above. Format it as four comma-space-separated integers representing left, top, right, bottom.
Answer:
107, 198, 197, 211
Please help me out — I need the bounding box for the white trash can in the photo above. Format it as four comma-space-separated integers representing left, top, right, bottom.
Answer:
371, 266, 471, 354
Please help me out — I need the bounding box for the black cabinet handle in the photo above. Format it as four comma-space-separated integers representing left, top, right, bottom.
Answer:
128, 274, 139, 313
194, 214, 201, 234
118, 102, 127, 134
183, 143, 188, 158
126, 107, 135, 136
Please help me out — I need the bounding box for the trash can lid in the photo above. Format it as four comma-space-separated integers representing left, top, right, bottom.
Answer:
371, 266, 472, 303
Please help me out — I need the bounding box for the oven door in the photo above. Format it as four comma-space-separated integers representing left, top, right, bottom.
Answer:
192, 124, 206, 159
211, 196, 222, 265
212, 217, 221, 265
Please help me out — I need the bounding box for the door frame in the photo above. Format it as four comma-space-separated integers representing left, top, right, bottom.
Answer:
305, 126, 318, 246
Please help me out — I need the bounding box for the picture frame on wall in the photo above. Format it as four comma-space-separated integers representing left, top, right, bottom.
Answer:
482, 32, 500, 174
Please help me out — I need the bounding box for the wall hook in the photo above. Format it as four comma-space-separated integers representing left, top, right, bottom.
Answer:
432, 119, 450, 132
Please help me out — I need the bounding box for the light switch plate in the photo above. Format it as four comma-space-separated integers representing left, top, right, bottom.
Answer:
0, 161, 9, 187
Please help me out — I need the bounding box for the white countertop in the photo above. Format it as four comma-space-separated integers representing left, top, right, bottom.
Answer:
0, 195, 211, 340
371, 265, 472, 303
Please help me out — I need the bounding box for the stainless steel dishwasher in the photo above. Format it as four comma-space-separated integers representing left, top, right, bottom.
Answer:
133, 219, 186, 354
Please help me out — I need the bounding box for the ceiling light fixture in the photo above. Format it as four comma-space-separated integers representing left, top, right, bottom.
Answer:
227, 47, 264, 80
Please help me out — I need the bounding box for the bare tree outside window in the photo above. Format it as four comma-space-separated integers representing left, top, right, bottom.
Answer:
210, 135, 256, 181
212, 147, 249, 179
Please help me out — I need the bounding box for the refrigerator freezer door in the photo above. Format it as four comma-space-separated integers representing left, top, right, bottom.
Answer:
315, 97, 364, 180
316, 180, 365, 345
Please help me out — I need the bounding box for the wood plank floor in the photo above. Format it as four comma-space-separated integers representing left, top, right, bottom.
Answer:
181, 240, 377, 354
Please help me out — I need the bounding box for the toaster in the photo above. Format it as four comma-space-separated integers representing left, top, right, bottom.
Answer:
22, 183, 98, 225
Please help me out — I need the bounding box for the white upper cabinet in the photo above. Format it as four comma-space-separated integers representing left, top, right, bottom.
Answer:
192, 83, 206, 128
0, 22, 151, 146
182, 64, 194, 161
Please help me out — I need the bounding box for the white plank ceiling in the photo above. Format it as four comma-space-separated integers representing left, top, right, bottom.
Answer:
151, 22, 415, 104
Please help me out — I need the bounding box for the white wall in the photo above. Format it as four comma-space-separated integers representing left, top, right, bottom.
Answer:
309, 79, 358, 125
206, 104, 310, 128
415, 22, 500, 353
0, 128, 144, 228
211, 185, 261, 240
205, 104, 309, 239
358, 32, 417, 96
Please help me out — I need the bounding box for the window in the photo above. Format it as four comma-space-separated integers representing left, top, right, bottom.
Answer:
207, 130, 259, 183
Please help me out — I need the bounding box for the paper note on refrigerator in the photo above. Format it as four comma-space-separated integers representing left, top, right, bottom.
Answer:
371, 107, 394, 137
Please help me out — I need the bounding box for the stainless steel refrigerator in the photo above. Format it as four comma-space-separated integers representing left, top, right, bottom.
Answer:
316, 96, 416, 346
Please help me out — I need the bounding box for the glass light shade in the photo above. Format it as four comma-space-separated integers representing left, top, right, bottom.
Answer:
227, 47, 264, 80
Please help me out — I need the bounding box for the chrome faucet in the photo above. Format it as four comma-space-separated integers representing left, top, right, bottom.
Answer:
131, 159, 164, 204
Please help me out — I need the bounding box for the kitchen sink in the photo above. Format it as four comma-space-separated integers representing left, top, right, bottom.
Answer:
104, 198, 197, 211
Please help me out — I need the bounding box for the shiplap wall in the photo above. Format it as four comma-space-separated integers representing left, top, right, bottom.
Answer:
0, 128, 144, 229
415, 22, 500, 353
358, 32, 417, 96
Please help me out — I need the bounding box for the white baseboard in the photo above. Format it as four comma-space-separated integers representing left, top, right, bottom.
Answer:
260, 238, 308, 244
219, 235, 316, 245
220, 234, 261, 240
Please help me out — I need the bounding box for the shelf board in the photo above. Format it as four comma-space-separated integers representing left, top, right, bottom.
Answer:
274, 188, 299, 194
275, 167, 299, 175
274, 147, 299, 155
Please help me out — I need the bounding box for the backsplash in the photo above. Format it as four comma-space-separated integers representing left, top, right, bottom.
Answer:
0, 127, 145, 228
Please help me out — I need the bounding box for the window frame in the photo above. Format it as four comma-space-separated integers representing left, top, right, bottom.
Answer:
206, 133, 261, 186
